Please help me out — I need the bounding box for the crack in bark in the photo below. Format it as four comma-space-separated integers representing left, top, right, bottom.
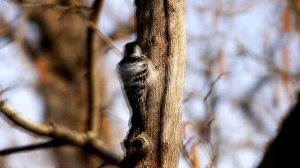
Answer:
158, 1, 172, 167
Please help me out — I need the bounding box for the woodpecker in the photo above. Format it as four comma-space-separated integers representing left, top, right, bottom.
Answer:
117, 41, 157, 125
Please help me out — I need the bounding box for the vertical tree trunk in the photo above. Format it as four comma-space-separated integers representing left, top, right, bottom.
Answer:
123, 0, 186, 167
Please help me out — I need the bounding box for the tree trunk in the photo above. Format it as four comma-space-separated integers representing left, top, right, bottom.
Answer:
122, 0, 186, 167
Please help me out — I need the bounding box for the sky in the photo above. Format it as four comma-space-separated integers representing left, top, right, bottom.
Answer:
0, 0, 298, 167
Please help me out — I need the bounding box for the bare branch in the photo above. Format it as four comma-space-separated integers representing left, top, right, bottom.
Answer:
0, 100, 122, 166
87, 22, 122, 55
236, 40, 300, 80
203, 73, 224, 103
194, 0, 273, 16
86, 0, 104, 135
91, 0, 104, 22
16, 2, 92, 12
0, 140, 63, 156
0, 100, 87, 144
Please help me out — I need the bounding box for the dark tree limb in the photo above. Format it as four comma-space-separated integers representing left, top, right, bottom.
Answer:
257, 93, 300, 168
0, 140, 63, 155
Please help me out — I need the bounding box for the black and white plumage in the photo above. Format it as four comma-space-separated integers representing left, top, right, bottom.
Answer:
117, 42, 157, 123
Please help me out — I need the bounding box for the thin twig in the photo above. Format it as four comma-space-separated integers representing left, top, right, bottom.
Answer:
203, 73, 224, 102
0, 140, 64, 155
0, 86, 13, 96
87, 22, 122, 56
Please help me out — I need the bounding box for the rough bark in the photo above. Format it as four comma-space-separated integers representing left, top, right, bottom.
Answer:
122, 0, 186, 167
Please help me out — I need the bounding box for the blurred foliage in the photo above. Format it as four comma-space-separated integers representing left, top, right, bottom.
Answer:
1, 0, 300, 167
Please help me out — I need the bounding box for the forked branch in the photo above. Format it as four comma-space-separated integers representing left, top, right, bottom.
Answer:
0, 100, 121, 166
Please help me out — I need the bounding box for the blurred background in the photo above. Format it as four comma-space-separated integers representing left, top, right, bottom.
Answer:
0, 0, 300, 167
